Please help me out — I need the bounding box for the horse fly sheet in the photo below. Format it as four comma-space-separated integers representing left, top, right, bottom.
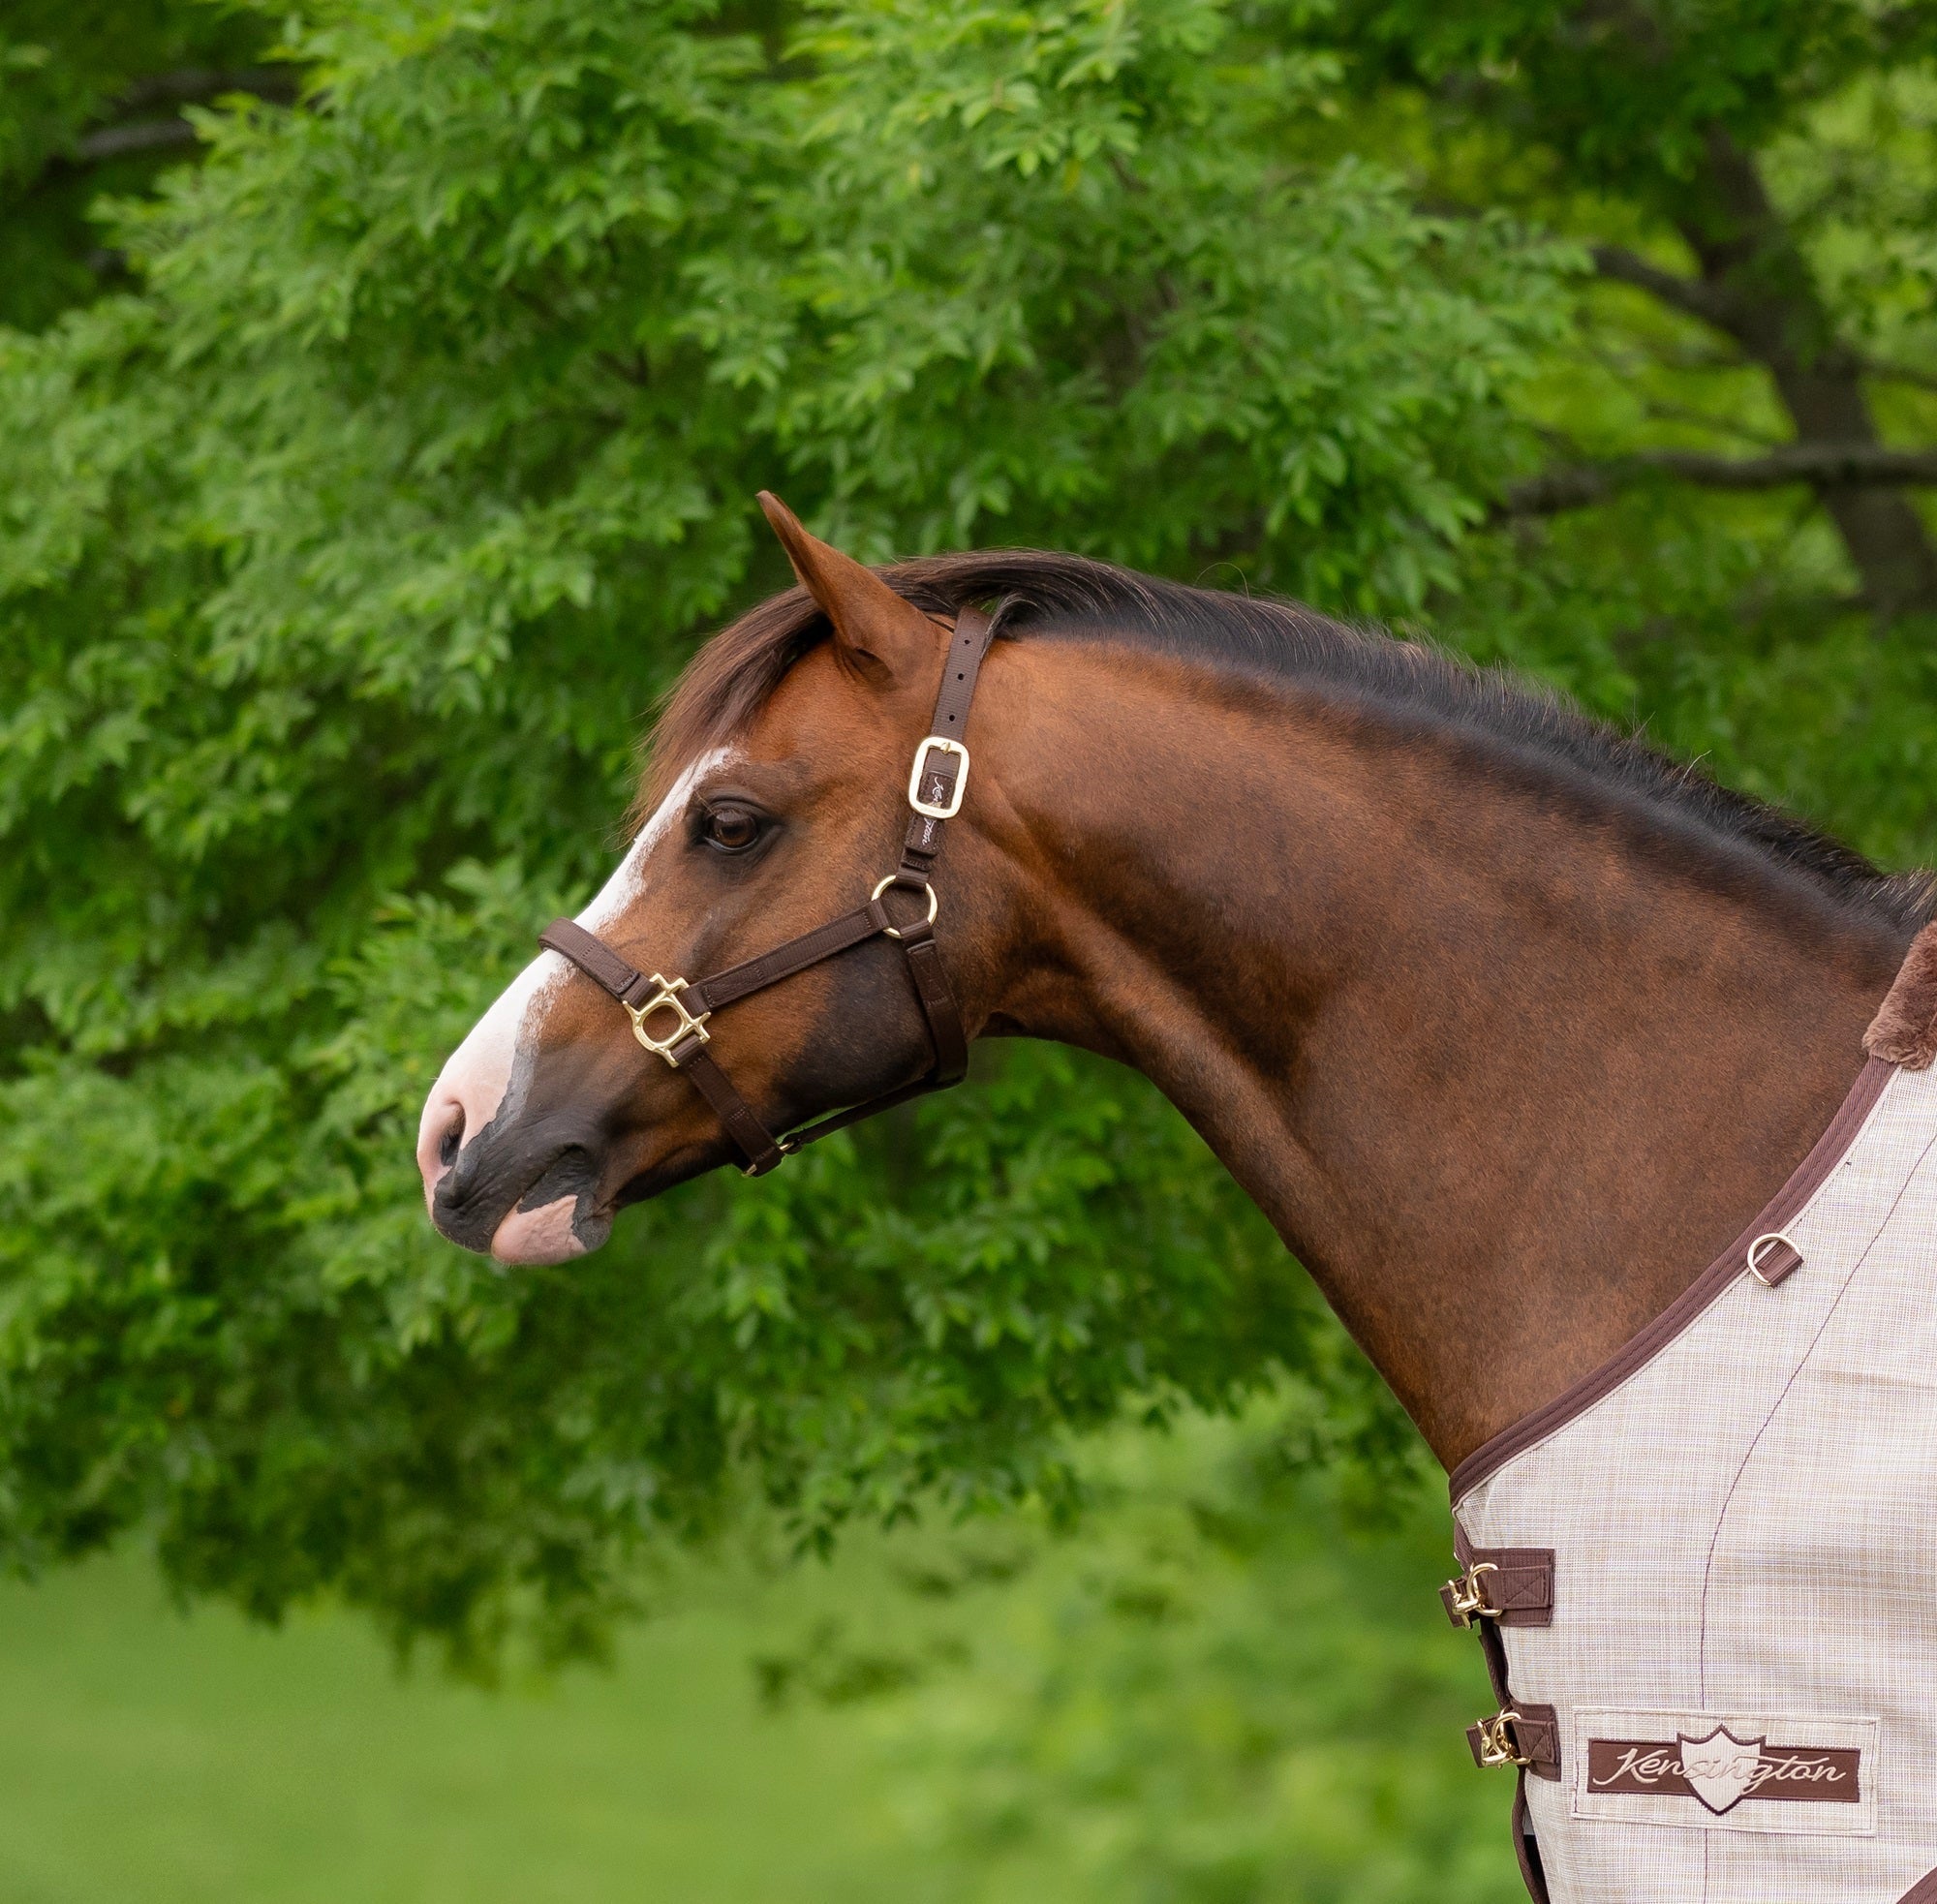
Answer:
1444, 925, 1937, 1904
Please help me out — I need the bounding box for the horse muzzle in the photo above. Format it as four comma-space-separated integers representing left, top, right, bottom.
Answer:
419, 1092, 614, 1264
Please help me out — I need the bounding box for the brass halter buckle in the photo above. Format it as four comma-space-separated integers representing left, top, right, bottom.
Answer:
907, 735, 969, 820
1441, 1560, 1500, 1627
1473, 1708, 1532, 1768
626, 974, 710, 1065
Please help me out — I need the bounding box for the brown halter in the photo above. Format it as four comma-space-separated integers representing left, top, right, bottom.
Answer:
538, 605, 998, 1177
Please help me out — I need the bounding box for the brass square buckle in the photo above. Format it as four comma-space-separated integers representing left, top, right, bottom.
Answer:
907, 736, 969, 820
626, 974, 710, 1065
1440, 1560, 1500, 1627
1473, 1708, 1531, 1768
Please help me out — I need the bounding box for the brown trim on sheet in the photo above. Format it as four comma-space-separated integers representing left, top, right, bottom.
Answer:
1898, 1870, 1937, 1904
1450, 1056, 1894, 1506
1511, 1780, 1553, 1904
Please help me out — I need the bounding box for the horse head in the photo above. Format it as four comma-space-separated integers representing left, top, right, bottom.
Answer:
416, 494, 1022, 1262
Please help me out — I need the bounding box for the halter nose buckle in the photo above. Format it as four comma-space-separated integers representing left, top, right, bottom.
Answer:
625, 974, 710, 1065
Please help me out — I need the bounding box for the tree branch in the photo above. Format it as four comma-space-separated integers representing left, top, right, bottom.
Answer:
75, 120, 201, 162
1861, 354, 1937, 399
114, 67, 296, 113
1502, 443, 1937, 517
31, 69, 299, 180
1588, 244, 1746, 334
1635, 397, 1779, 447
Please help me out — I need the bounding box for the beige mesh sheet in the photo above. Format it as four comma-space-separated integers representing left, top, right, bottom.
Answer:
1457, 1060, 1937, 1903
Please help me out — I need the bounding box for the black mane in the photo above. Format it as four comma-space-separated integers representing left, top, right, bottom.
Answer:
647, 546, 1933, 936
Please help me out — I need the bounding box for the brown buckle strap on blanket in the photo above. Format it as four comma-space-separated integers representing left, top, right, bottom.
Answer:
1468, 1704, 1562, 1781
1449, 1517, 1561, 1904
539, 606, 998, 1177
1441, 1547, 1555, 1628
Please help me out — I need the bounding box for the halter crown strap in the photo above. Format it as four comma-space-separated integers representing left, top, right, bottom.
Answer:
898, 611, 996, 880
538, 603, 998, 1177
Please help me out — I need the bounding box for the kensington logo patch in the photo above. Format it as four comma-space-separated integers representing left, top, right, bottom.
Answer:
1587, 1729, 1860, 1814
1571, 1710, 1878, 1837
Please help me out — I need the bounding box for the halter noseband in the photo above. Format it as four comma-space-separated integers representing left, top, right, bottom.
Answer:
538, 605, 998, 1178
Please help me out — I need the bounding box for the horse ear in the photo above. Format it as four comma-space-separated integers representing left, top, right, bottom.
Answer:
757, 491, 935, 689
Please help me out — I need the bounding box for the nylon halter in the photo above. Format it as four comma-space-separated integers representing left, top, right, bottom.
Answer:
538, 605, 997, 1177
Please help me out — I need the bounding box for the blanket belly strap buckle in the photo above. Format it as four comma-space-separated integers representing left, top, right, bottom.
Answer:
1472, 1707, 1530, 1767
1441, 1560, 1498, 1626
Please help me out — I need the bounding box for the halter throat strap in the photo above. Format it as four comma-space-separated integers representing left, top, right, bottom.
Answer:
538, 605, 998, 1177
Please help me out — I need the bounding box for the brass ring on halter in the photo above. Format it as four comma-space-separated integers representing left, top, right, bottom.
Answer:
739, 1133, 800, 1180
871, 874, 938, 940
1746, 1230, 1799, 1287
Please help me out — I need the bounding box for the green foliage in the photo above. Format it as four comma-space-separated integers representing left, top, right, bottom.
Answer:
4, 0, 1937, 1685
1336, 0, 1929, 194
0, 2, 277, 330
1323, 0, 1937, 623
0, 0, 1559, 1663
764, 1402, 1506, 1904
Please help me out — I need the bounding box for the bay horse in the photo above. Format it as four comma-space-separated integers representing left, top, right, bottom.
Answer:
417, 496, 1937, 1901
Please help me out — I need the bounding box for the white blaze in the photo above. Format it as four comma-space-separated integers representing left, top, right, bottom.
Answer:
415, 747, 735, 1223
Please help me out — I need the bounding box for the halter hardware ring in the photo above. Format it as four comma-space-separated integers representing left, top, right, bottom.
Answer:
625, 973, 710, 1065
871, 874, 938, 939
1474, 1709, 1531, 1768
740, 1133, 799, 1180
1746, 1230, 1799, 1287
907, 736, 969, 820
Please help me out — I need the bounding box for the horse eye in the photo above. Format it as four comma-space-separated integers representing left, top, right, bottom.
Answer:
700, 806, 765, 853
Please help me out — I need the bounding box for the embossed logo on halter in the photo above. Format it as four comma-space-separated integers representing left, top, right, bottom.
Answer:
1586, 1727, 1860, 1813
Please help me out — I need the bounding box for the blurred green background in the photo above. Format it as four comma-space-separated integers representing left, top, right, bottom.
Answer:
0, 1406, 1514, 1903
3, 0, 1935, 1897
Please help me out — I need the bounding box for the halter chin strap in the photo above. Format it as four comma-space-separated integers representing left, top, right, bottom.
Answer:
538, 605, 998, 1177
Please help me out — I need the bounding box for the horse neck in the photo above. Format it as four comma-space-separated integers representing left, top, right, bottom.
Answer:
966, 638, 1910, 1466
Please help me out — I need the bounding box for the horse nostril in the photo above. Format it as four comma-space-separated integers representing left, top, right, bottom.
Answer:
439, 1108, 464, 1168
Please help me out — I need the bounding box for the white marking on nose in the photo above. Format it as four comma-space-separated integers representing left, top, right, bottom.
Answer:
415, 949, 568, 1207
415, 747, 735, 1207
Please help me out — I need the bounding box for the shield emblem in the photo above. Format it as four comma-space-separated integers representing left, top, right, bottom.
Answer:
1677, 1726, 1764, 1814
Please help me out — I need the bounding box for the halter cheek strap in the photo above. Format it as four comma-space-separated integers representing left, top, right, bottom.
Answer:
538, 605, 998, 1177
